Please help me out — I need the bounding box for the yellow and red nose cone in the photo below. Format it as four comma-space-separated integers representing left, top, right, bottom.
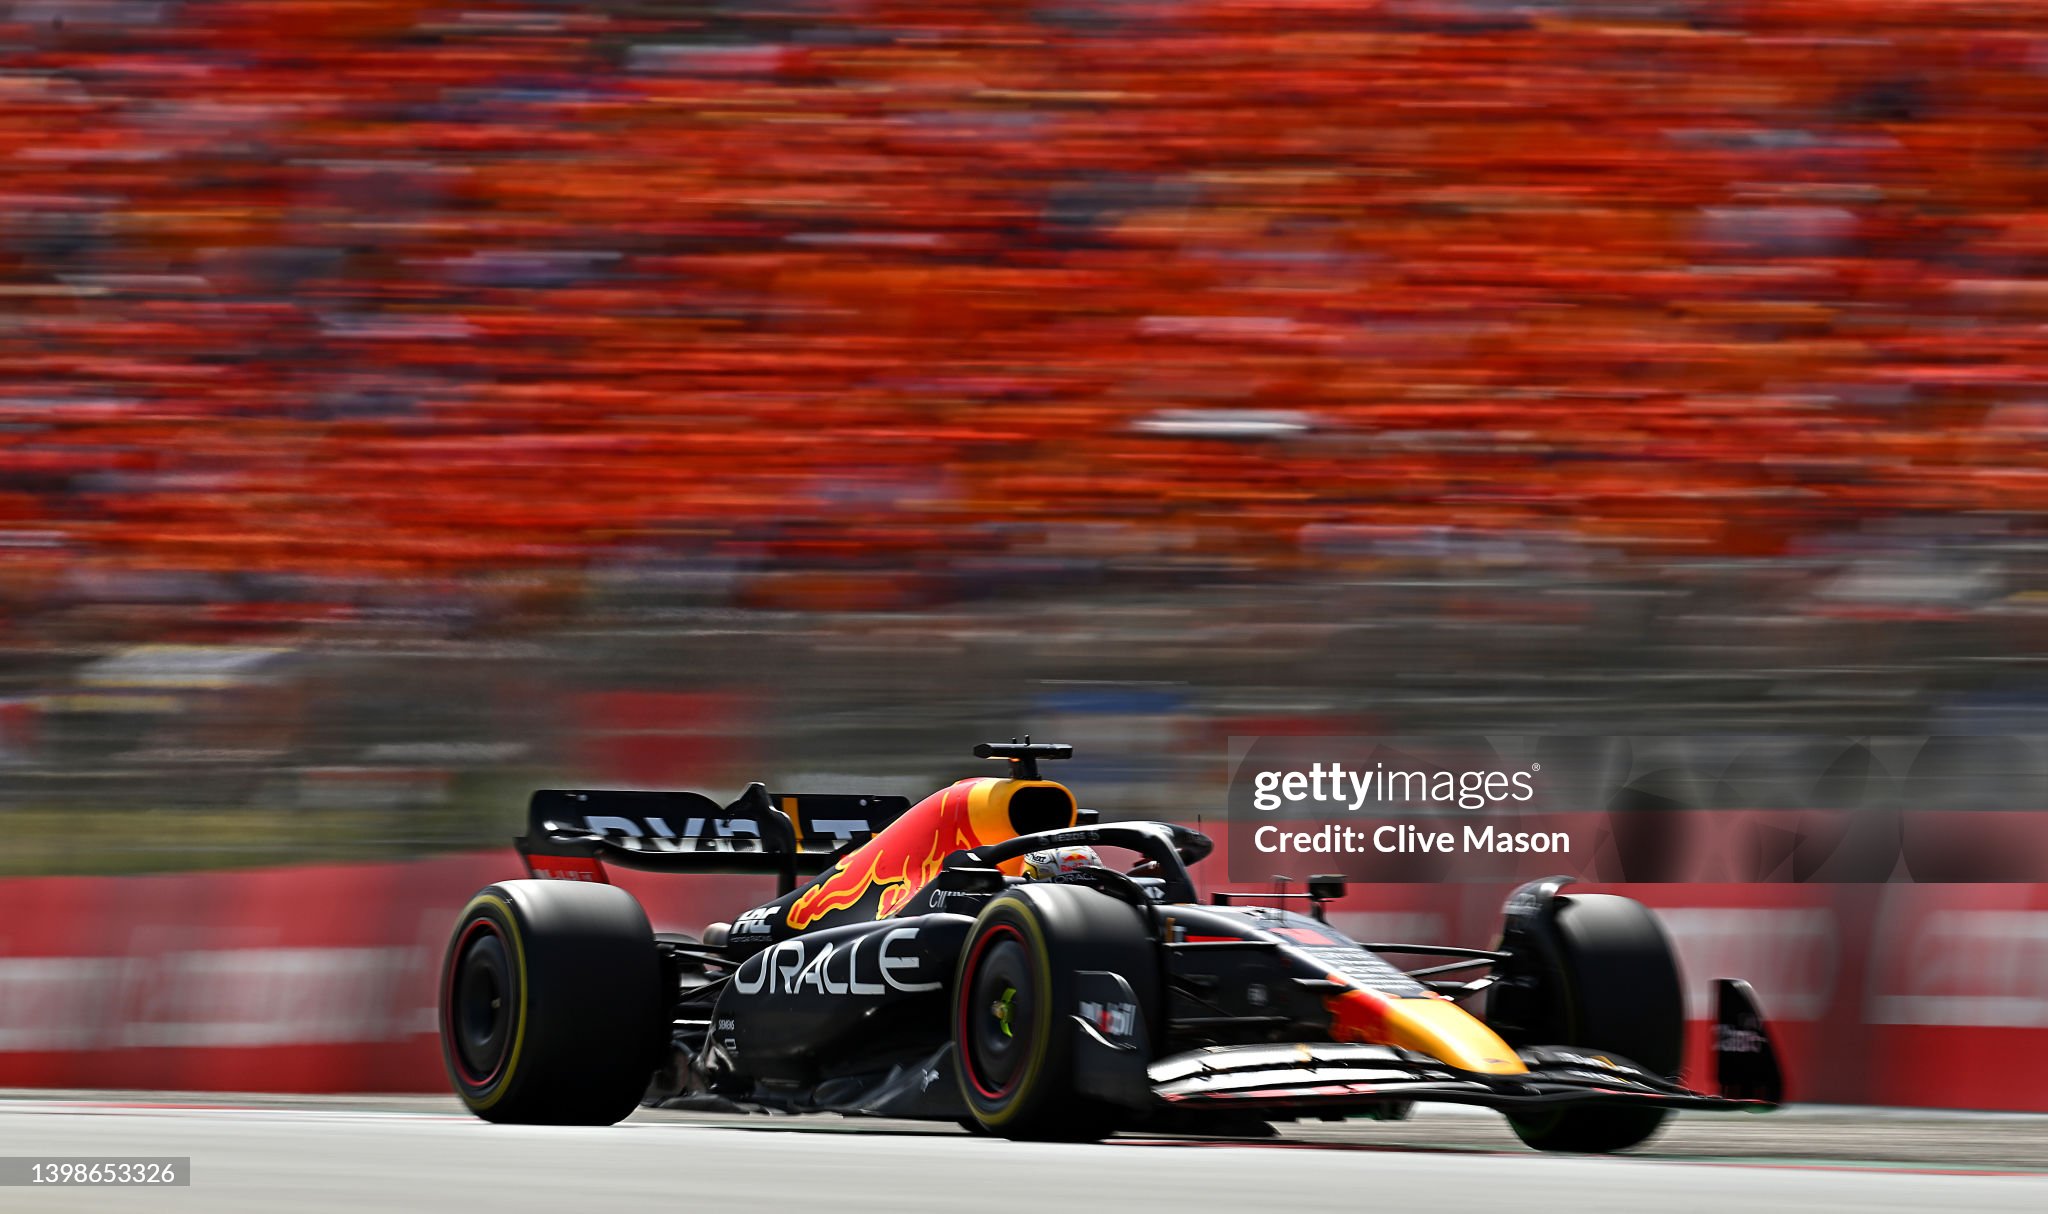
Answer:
785, 777, 1076, 929
1326, 984, 1528, 1076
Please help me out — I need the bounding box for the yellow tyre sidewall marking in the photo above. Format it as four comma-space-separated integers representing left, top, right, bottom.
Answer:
970, 897, 1055, 1128
456, 893, 529, 1112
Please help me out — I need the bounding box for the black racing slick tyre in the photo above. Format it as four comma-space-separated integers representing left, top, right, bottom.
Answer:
440, 880, 665, 1125
953, 884, 1159, 1142
1488, 893, 1684, 1154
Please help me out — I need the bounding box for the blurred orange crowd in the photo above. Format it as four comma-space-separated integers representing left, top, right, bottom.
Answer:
5, 0, 2048, 612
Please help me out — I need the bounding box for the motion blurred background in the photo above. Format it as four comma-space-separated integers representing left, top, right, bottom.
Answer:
6, 0, 2048, 871
5, 0, 2048, 1106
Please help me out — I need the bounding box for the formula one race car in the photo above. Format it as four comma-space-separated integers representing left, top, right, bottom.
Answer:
439, 742, 1785, 1150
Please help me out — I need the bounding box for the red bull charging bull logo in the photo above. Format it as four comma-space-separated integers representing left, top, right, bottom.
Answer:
786, 778, 1061, 930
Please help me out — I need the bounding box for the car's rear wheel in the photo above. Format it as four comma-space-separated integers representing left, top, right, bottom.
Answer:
1487, 892, 1684, 1153
954, 884, 1158, 1142
440, 880, 665, 1125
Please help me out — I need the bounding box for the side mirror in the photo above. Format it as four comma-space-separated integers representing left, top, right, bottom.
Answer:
1308, 874, 1346, 921
934, 866, 1006, 895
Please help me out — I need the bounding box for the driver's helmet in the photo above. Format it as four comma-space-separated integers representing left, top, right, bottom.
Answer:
1020, 845, 1103, 882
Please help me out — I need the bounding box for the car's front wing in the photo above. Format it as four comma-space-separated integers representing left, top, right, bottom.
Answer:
1150, 1043, 1775, 1114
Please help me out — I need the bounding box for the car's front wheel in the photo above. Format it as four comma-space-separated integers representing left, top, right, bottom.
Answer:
1488, 892, 1685, 1153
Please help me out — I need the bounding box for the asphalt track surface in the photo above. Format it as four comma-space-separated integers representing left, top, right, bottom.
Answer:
3, 1094, 2047, 1213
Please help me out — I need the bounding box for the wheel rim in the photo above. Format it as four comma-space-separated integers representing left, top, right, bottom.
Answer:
448, 918, 514, 1088
960, 924, 1035, 1100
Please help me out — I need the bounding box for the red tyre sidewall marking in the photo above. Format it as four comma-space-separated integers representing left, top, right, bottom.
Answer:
442, 916, 511, 1089
959, 922, 1028, 1101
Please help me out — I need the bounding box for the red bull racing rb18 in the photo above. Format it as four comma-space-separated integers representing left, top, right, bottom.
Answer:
439, 741, 1784, 1148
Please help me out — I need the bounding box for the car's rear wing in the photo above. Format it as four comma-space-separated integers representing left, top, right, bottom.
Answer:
516, 784, 913, 894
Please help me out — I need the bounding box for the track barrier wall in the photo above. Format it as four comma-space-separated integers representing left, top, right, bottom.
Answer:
1, 852, 2045, 1109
